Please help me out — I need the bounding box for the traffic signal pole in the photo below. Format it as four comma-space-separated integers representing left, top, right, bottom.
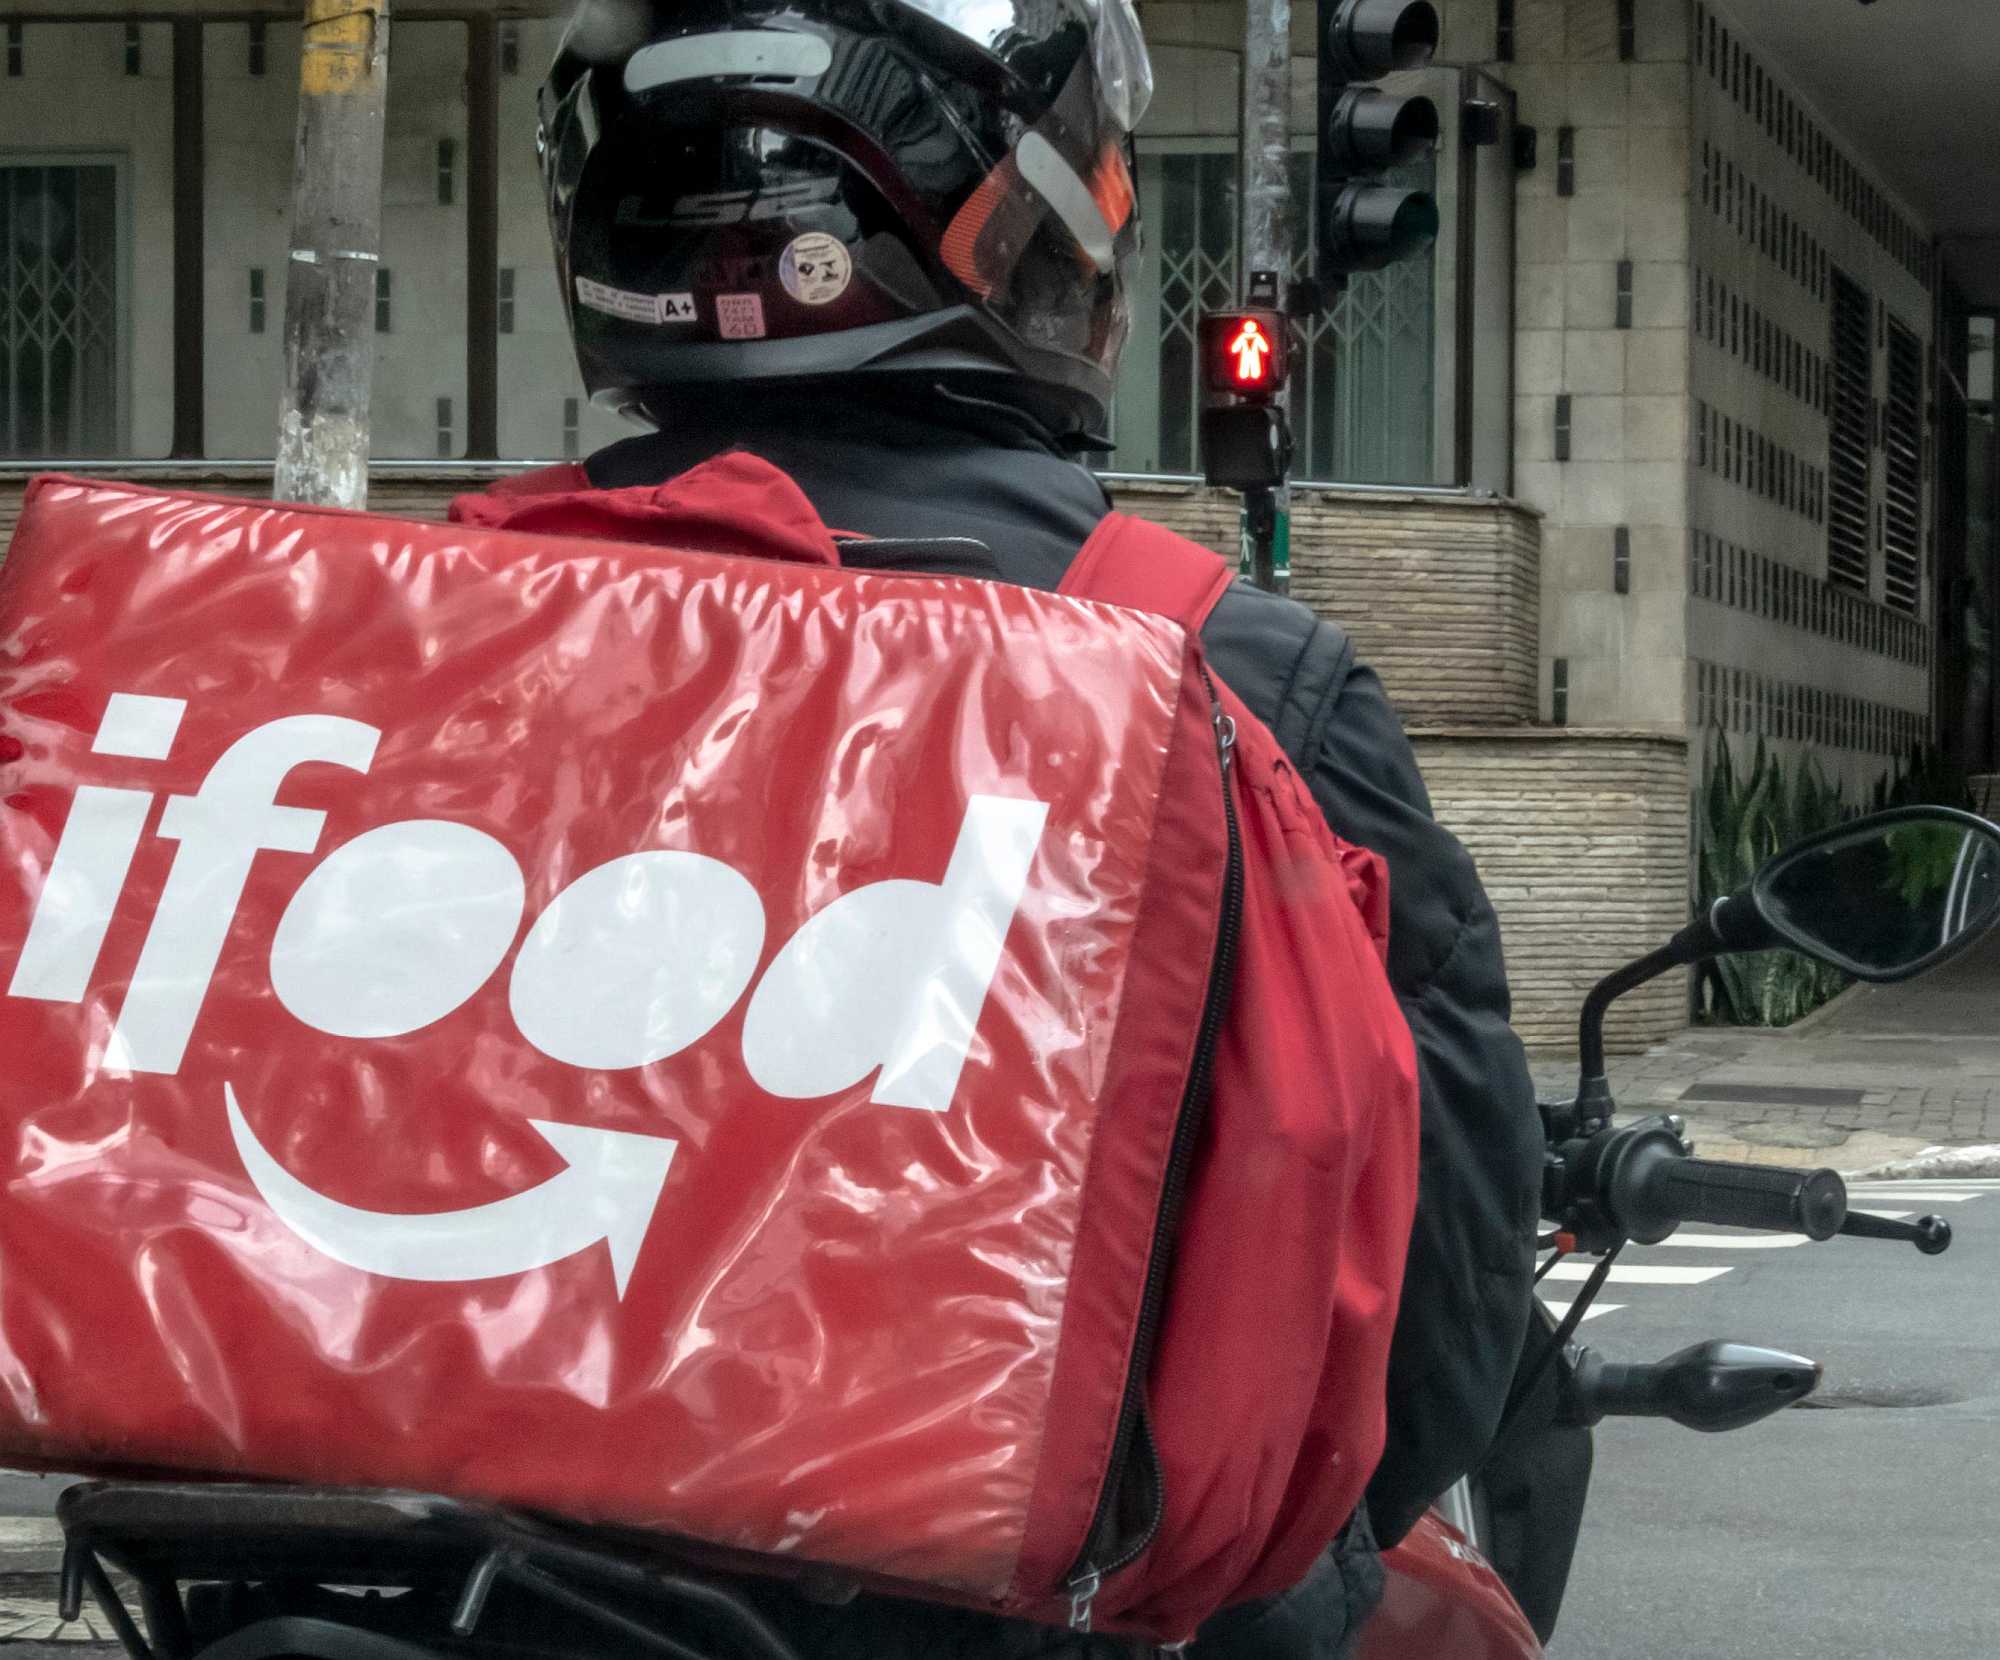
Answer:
1240, 0, 1295, 594
1201, 3, 1437, 572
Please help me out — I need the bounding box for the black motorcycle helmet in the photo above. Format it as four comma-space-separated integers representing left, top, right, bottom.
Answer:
537, 0, 1151, 443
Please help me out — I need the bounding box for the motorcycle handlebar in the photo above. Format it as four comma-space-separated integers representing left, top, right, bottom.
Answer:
1563, 1119, 1852, 1244
1637, 1156, 1847, 1241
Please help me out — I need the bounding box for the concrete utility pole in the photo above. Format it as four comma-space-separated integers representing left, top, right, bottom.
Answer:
1240, 0, 1295, 593
274, 0, 392, 508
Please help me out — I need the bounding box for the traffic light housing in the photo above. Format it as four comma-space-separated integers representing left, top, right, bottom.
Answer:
1200, 402, 1293, 494
1317, 0, 1442, 281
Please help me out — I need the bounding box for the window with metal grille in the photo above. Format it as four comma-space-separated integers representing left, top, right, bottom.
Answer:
2, 163, 121, 455
1826, 268, 1872, 594
1881, 316, 1922, 614
1111, 144, 1437, 485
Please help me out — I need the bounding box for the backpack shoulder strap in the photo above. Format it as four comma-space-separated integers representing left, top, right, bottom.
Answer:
1058, 512, 1235, 633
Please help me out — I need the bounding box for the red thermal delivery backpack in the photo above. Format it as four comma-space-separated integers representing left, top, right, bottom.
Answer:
0, 460, 1418, 1642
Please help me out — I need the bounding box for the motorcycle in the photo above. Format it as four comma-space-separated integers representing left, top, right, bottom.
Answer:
49, 804, 2000, 1660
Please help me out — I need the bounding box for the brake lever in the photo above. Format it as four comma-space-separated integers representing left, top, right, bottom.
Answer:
1835, 1210, 1952, 1254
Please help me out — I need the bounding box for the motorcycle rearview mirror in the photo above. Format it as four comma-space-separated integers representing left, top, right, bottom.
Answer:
1571, 807, 2000, 1118
1744, 806, 2000, 980
1567, 1340, 1821, 1432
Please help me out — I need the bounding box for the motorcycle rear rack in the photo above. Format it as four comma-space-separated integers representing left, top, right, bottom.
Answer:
56, 1482, 804, 1660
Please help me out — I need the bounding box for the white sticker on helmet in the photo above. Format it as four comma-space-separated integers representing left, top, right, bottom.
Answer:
576, 277, 699, 327
716, 293, 769, 340
624, 31, 833, 94
1015, 131, 1116, 273
779, 232, 853, 306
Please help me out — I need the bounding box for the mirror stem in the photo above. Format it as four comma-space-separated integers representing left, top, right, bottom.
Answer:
1576, 937, 1693, 1111
1574, 894, 1779, 1118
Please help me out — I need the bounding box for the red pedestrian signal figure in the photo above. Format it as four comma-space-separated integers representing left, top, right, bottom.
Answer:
1229, 319, 1274, 387
1200, 309, 1288, 398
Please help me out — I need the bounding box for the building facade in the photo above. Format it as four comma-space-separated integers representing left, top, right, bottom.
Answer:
5, 0, 1994, 1048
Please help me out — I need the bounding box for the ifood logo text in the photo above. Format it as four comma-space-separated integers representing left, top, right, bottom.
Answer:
7, 692, 1050, 1295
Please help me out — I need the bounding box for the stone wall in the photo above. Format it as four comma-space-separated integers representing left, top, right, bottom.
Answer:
1411, 729, 1692, 1053
1493, 0, 1696, 733
1687, 0, 1938, 802
3, 470, 1543, 729
1108, 481, 1542, 727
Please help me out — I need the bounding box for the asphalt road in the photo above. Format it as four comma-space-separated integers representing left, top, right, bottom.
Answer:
0, 1473, 63, 1518
1549, 1181, 2000, 1660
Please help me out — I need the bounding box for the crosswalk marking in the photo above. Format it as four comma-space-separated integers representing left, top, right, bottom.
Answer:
1850, 1180, 2000, 1191
1542, 1302, 1623, 1323
1541, 1179, 1993, 1327
1639, 1230, 1809, 1249
1541, 1262, 1732, 1286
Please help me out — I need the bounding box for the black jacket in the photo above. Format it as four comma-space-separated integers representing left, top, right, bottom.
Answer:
588, 387, 1544, 1623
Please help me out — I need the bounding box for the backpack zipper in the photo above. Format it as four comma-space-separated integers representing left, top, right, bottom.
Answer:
1063, 671, 1244, 1632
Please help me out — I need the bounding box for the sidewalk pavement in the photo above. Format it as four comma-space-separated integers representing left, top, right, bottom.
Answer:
1529, 922, 2000, 1174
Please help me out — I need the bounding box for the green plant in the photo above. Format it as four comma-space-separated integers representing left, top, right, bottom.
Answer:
1694, 731, 1984, 1028
1871, 740, 1979, 815
1693, 728, 1851, 1027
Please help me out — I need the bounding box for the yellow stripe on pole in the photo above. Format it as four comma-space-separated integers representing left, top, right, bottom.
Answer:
301, 0, 376, 98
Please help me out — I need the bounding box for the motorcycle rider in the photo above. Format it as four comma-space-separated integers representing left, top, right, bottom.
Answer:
513, 1, 1545, 1652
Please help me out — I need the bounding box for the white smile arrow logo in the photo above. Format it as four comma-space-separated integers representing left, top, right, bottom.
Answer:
224, 1082, 676, 1298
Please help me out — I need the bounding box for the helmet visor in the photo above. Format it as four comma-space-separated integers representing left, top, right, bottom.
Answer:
894, 0, 1152, 130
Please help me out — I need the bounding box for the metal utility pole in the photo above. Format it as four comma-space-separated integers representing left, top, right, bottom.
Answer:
1239, 0, 1295, 593
274, 0, 392, 508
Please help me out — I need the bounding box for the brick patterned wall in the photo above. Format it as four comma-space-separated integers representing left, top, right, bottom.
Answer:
4, 471, 1543, 729
1411, 729, 1692, 1053
1108, 481, 1542, 727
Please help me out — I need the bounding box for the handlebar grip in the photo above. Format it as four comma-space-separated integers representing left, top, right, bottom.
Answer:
1641, 1157, 1847, 1239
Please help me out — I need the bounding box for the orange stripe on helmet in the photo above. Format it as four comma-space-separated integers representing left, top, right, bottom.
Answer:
1089, 144, 1135, 235
940, 158, 1019, 300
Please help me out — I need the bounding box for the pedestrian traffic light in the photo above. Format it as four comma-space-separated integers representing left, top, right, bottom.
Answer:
1200, 309, 1289, 399
1200, 308, 1292, 490
1317, 0, 1442, 281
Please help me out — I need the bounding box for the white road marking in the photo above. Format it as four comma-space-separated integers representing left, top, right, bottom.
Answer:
1636, 1230, 1809, 1249
1540, 1179, 1993, 1326
0, 1599, 105, 1642
1541, 1262, 1733, 1286
1542, 1301, 1624, 1322
1851, 1178, 2000, 1189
